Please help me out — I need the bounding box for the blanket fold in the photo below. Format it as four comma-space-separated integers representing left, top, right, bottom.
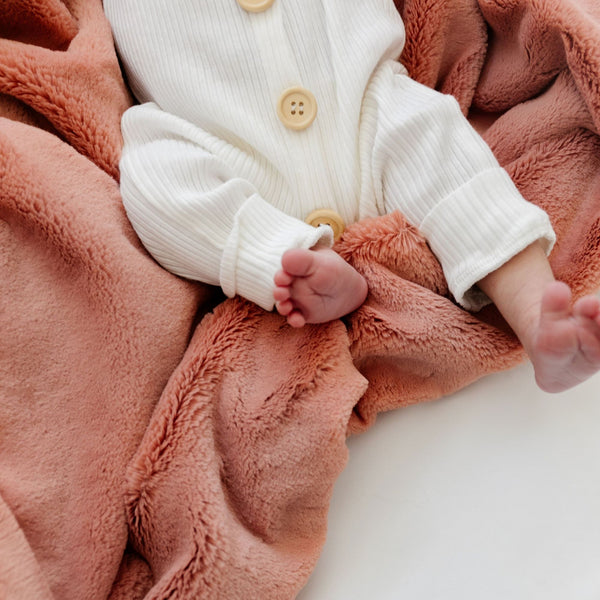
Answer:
1, 0, 600, 598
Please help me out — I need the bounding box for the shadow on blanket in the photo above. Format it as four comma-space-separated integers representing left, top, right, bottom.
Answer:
0, 0, 599, 598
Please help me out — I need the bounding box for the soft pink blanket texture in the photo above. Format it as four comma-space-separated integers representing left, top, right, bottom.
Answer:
1, 0, 599, 598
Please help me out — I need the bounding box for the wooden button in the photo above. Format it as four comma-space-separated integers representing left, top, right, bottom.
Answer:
237, 0, 275, 12
277, 87, 317, 131
305, 209, 345, 241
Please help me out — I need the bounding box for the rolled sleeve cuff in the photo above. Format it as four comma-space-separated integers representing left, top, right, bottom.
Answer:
420, 168, 556, 311
220, 194, 334, 311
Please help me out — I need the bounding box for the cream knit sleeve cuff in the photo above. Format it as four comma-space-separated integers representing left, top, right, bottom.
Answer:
420, 167, 556, 311
220, 194, 334, 311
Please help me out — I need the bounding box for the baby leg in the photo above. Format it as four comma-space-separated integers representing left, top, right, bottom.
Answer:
530, 281, 600, 392
478, 241, 600, 392
273, 247, 368, 328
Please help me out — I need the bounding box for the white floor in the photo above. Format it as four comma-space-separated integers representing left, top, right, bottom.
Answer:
299, 360, 600, 600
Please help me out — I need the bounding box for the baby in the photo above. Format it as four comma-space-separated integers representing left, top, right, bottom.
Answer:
104, 0, 600, 393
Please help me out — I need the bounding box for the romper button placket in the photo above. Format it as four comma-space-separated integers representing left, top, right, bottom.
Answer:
305, 209, 345, 241
277, 87, 318, 131
237, 0, 275, 12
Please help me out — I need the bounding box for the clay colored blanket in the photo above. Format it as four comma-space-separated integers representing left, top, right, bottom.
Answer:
1, 0, 600, 598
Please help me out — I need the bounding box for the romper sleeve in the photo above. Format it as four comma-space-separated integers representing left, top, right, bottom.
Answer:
364, 62, 556, 311
118, 103, 333, 311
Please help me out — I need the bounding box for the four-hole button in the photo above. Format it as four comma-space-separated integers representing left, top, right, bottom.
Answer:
305, 209, 345, 241
277, 86, 318, 131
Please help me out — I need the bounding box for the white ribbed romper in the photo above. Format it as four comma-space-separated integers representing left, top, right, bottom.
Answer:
104, 0, 555, 311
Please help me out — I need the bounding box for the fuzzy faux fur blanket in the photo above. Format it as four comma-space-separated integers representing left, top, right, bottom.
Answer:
1, 0, 599, 598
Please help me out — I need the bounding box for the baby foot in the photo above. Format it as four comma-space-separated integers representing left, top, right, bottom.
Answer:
529, 281, 600, 393
273, 247, 368, 328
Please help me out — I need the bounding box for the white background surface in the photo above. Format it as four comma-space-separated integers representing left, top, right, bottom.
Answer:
299, 359, 600, 600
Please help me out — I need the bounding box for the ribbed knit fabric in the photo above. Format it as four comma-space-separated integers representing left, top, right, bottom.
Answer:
104, 0, 555, 311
